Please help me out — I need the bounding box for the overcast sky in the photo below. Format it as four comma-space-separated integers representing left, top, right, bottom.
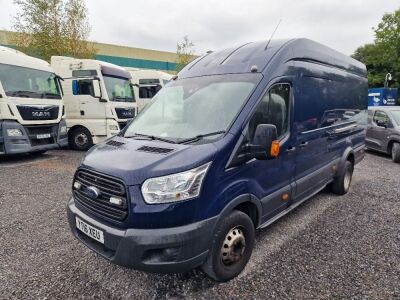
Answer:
0, 0, 398, 56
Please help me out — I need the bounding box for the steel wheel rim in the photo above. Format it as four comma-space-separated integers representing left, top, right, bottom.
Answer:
220, 226, 246, 266
75, 133, 88, 147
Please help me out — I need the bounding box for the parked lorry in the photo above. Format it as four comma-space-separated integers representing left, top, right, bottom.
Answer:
127, 68, 171, 111
0, 46, 67, 155
51, 57, 136, 150
67, 39, 367, 281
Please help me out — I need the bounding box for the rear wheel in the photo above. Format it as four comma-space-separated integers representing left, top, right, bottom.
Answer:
331, 160, 353, 195
69, 127, 93, 151
391, 142, 400, 163
202, 210, 255, 282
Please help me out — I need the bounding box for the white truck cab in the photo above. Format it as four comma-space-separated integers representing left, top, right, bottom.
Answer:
0, 46, 67, 155
51, 57, 137, 150
127, 68, 172, 111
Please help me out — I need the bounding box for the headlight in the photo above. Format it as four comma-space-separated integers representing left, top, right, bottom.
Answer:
6, 128, 23, 136
109, 125, 119, 131
142, 162, 211, 204
60, 126, 67, 134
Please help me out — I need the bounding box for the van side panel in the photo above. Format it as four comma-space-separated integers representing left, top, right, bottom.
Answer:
292, 61, 367, 201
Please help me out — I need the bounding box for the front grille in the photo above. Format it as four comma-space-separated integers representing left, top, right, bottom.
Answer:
24, 125, 57, 146
118, 122, 127, 130
73, 169, 128, 222
115, 107, 135, 119
17, 105, 59, 121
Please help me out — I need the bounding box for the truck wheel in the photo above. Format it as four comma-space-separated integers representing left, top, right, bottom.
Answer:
331, 160, 353, 195
69, 127, 93, 151
202, 210, 255, 282
391, 143, 400, 163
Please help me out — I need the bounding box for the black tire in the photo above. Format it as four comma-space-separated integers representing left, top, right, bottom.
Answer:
330, 160, 353, 195
30, 150, 46, 156
391, 143, 400, 163
69, 127, 93, 151
202, 210, 255, 282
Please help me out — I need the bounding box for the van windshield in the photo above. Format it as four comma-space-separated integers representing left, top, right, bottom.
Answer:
0, 64, 61, 99
124, 73, 261, 142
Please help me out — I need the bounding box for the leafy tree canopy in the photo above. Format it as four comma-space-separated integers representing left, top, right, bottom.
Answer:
12, 0, 96, 61
352, 8, 400, 88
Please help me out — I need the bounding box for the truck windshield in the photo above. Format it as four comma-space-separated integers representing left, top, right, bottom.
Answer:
391, 110, 400, 126
124, 73, 261, 142
103, 75, 135, 102
0, 64, 61, 99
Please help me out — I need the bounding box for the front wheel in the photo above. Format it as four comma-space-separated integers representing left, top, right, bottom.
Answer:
391, 142, 400, 163
69, 127, 93, 151
202, 210, 255, 282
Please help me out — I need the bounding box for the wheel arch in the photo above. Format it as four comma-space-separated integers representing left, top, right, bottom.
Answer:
216, 194, 262, 229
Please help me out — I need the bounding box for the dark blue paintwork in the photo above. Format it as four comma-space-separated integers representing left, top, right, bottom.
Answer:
67, 39, 367, 272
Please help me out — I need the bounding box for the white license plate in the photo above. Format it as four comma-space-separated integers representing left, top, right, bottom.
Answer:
76, 217, 104, 244
36, 133, 51, 139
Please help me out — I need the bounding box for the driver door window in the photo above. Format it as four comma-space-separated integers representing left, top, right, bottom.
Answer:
248, 84, 290, 140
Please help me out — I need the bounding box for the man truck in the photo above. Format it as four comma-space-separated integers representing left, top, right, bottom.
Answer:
127, 68, 171, 111
51, 57, 137, 151
0, 46, 67, 155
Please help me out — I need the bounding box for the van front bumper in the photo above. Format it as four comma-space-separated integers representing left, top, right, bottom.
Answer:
67, 198, 218, 273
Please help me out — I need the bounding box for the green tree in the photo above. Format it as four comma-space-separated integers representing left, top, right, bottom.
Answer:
352, 8, 400, 88
12, 0, 96, 61
176, 36, 196, 72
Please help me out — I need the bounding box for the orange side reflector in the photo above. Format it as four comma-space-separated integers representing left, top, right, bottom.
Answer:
282, 193, 289, 201
270, 140, 280, 157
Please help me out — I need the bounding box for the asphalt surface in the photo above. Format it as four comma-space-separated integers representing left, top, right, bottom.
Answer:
0, 150, 399, 299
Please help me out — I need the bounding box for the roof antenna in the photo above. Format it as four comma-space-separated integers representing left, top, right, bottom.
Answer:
265, 19, 282, 50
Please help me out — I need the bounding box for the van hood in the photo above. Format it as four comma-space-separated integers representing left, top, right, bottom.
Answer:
81, 136, 218, 186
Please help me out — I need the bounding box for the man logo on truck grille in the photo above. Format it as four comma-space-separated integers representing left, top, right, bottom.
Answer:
32, 111, 51, 117
83, 186, 101, 199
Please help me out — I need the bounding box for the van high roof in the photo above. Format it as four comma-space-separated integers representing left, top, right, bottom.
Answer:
179, 38, 366, 79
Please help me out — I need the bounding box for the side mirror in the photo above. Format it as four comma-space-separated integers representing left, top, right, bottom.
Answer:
249, 124, 280, 160
92, 79, 102, 99
376, 120, 388, 128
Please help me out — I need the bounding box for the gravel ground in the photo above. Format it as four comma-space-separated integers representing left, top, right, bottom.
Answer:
0, 150, 399, 299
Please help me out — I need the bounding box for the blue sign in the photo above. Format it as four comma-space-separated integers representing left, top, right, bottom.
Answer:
368, 88, 398, 107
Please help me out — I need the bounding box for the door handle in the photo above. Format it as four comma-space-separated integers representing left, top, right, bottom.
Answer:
286, 146, 296, 153
299, 141, 309, 148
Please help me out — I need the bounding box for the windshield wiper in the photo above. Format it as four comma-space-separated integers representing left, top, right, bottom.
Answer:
41, 92, 61, 99
113, 96, 133, 102
8, 90, 40, 98
125, 133, 177, 144
178, 131, 226, 144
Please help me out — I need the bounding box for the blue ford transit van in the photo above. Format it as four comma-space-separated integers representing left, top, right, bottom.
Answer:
67, 39, 368, 281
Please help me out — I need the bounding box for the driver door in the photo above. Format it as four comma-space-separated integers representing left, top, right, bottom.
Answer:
73, 79, 106, 120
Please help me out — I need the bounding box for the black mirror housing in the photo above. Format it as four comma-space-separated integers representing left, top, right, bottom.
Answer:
249, 124, 278, 160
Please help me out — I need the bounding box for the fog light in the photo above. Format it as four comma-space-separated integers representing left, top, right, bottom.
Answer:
109, 125, 119, 131
6, 128, 23, 136
109, 196, 123, 206
60, 126, 67, 134
73, 181, 82, 190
